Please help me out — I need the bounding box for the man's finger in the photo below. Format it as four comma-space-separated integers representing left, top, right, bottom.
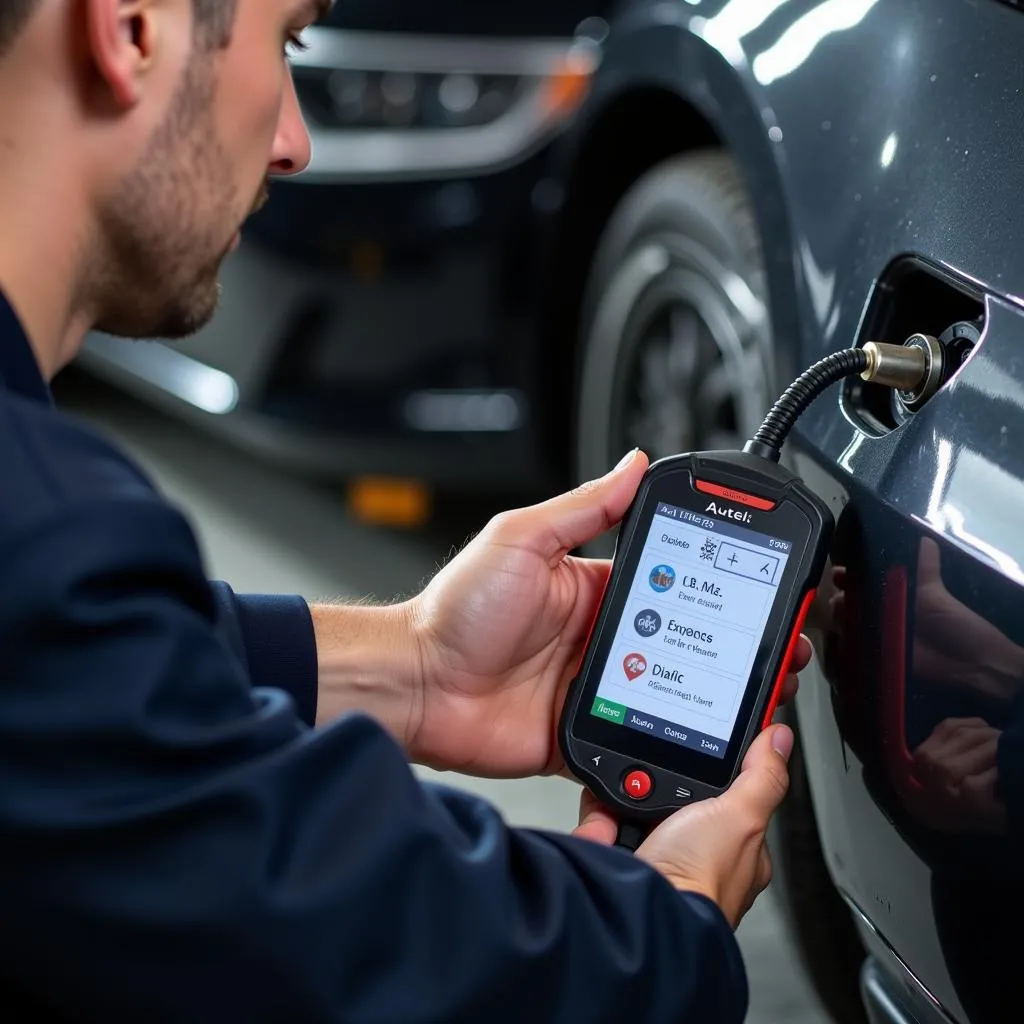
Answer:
572, 789, 619, 846
963, 765, 1001, 801
926, 717, 991, 749
757, 843, 773, 891
495, 449, 650, 563
778, 674, 799, 707
791, 635, 812, 673
720, 726, 793, 826
918, 536, 943, 582
940, 722, 996, 761
945, 736, 1000, 780
562, 558, 613, 642
771, 636, 811, 712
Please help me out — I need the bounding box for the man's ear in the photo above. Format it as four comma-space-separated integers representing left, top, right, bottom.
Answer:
84, 0, 159, 109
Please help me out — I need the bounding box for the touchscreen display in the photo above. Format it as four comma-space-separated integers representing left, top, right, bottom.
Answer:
589, 501, 792, 759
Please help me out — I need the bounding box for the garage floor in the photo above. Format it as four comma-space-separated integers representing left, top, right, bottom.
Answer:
60, 370, 831, 1024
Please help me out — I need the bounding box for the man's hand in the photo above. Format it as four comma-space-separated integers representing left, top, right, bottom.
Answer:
828, 540, 1024, 703
408, 440, 812, 776
902, 716, 1007, 835
580, 726, 795, 929
316, 448, 810, 780
911, 539, 1024, 702
407, 449, 649, 776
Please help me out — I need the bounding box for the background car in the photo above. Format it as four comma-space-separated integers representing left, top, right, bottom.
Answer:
574, 1, 1024, 1023
76, 0, 780, 529
77, 0, 611, 510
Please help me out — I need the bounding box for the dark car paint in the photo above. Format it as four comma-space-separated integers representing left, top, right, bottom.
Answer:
320, 0, 612, 36
591, 0, 1024, 1021
245, 152, 560, 434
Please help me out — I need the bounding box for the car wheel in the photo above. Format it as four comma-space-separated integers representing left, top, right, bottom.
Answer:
574, 151, 774, 552
770, 703, 869, 1024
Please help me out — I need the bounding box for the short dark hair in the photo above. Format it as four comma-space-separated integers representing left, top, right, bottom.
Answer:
0, 0, 238, 59
0, 1, 35, 58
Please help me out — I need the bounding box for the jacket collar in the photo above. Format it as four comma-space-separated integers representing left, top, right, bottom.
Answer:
0, 291, 53, 405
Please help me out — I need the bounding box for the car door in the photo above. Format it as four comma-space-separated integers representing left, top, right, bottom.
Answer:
752, 1, 1024, 1021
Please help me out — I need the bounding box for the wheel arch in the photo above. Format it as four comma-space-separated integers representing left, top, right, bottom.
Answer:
539, 14, 804, 479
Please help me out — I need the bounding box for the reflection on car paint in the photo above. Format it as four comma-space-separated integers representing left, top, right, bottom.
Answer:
820, 494, 1024, 1022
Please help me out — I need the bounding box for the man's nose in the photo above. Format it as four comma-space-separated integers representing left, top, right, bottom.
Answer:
269, 73, 312, 176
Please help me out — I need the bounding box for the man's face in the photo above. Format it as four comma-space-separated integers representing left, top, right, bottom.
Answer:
94, 2, 317, 340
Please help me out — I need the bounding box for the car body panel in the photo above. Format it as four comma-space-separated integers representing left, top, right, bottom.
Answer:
597, 1, 1024, 1020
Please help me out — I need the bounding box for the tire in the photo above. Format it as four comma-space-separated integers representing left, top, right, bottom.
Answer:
573, 151, 775, 552
573, 151, 868, 1021
770, 703, 869, 1024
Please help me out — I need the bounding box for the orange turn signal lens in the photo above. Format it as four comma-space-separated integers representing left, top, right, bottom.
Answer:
540, 51, 597, 118
348, 478, 432, 529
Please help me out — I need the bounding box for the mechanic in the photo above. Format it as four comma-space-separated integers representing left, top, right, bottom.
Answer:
0, 2, 811, 1021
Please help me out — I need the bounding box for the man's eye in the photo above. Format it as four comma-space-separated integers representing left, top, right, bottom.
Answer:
285, 32, 309, 56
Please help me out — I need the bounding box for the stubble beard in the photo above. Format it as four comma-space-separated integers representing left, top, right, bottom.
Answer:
91, 50, 241, 341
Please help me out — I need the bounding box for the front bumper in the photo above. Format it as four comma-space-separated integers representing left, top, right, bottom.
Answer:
77, 177, 553, 492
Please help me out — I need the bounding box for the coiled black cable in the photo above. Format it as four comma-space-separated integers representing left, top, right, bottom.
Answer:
744, 348, 869, 461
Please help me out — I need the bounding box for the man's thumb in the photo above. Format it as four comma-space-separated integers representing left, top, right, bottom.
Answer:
721, 726, 793, 824
918, 536, 943, 582
509, 449, 649, 562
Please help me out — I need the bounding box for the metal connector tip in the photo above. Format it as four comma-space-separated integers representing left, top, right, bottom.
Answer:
861, 339, 930, 392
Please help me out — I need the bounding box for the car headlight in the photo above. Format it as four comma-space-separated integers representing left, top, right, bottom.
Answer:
287, 26, 604, 182
298, 69, 528, 130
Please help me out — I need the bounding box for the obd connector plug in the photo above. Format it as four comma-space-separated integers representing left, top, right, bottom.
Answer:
744, 341, 931, 462
862, 335, 943, 413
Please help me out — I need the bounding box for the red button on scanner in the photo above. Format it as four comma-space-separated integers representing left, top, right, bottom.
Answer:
623, 769, 653, 801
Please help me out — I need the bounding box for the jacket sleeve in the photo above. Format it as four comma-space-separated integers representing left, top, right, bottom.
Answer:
0, 497, 748, 1024
208, 582, 319, 727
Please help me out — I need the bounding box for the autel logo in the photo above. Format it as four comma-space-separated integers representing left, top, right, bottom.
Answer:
705, 501, 753, 525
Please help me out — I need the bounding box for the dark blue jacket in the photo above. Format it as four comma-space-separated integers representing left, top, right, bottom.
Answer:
0, 292, 746, 1022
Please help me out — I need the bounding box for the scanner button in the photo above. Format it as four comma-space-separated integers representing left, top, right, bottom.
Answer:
623, 769, 653, 800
